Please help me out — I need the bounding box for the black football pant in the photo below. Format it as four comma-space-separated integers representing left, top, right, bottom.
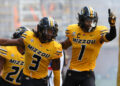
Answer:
0, 77, 21, 86
62, 69, 95, 86
21, 73, 48, 86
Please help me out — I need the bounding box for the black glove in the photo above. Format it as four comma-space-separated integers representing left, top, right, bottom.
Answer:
108, 9, 116, 26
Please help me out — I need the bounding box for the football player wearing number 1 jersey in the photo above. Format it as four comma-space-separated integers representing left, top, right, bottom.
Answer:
61, 6, 116, 86
0, 27, 28, 86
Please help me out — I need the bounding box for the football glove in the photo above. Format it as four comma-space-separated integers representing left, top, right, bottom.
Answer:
108, 9, 116, 26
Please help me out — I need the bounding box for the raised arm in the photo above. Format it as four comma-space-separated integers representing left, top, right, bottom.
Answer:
100, 9, 116, 43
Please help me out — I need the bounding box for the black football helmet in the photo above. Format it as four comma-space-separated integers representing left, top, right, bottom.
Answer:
78, 6, 98, 32
12, 26, 29, 39
37, 17, 58, 43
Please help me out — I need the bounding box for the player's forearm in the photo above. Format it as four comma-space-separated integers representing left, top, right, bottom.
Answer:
106, 9, 116, 41
0, 38, 24, 46
53, 70, 60, 86
0, 56, 5, 73
105, 26, 116, 41
0, 38, 11, 46
61, 38, 72, 49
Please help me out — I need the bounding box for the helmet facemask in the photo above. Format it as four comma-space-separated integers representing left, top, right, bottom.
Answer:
82, 16, 98, 32
41, 27, 56, 43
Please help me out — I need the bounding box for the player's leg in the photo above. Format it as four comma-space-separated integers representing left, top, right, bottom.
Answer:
21, 73, 48, 86
36, 77, 48, 86
21, 74, 34, 86
80, 71, 95, 86
0, 77, 6, 86
0, 77, 21, 86
62, 70, 80, 86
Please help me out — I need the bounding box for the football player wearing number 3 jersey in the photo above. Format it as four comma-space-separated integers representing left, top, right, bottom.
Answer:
0, 27, 28, 86
61, 6, 116, 86
0, 17, 62, 86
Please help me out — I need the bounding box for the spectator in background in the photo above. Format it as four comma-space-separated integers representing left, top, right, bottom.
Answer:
61, 6, 116, 86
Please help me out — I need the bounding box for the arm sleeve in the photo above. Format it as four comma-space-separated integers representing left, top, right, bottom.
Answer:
0, 46, 8, 59
101, 26, 116, 42
53, 70, 60, 86
65, 25, 72, 38
105, 26, 116, 41
21, 30, 33, 45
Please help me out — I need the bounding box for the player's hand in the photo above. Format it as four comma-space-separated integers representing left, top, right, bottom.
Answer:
108, 9, 116, 26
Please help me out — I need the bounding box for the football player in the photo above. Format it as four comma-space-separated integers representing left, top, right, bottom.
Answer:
61, 6, 116, 86
0, 17, 62, 86
0, 27, 28, 86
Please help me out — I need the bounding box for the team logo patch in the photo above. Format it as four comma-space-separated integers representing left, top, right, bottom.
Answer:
57, 51, 62, 53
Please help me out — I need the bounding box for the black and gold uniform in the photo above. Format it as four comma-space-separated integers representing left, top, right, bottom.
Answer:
21, 30, 62, 86
0, 46, 24, 86
62, 6, 116, 86
66, 24, 108, 71
0, 17, 62, 86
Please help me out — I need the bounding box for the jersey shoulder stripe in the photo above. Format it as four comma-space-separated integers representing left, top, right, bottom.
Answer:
21, 30, 34, 39
21, 33, 27, 39
0, 47, 7, 55
96, 26, 109, 42
66, 24, 79, 37
97, 26, 108, 32
51, 41, 62, 59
